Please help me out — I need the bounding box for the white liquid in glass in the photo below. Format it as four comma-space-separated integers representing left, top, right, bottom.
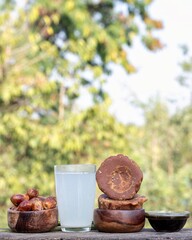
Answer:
55, 172, 96, 228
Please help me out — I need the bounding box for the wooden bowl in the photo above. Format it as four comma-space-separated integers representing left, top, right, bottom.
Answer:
8, 207, 58, 233
93, 208, 145, 233
145, 211, 190, 232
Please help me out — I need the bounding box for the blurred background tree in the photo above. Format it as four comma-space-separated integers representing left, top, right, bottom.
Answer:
177, 45, 192, 105
0, 0, 191, 228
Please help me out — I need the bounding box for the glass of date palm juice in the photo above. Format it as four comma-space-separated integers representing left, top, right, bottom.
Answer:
54, 164, 96, 232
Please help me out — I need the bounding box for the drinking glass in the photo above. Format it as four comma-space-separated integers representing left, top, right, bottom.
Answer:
54, 164, 96, 232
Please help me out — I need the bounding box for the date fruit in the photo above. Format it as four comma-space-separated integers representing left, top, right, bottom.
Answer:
27, 188, 39, 199
30, 197, 44, 211
10, 194, 29, 206
17, 200, 32, 211
43, 197, 57, 210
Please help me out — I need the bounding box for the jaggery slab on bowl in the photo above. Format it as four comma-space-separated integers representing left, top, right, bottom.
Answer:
145, 211, 190, 232
98, 194, 147, 210
94, 208, 145, 233
7, 207, 58, 233
96, 154, 143, 200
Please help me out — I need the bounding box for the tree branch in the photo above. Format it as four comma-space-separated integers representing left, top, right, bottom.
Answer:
58, 80, 65, 120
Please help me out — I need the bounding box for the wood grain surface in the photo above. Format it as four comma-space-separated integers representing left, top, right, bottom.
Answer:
0, 228, 192, 240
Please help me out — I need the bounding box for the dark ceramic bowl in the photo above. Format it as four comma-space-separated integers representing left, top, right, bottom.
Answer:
8, 207, 58, 233
145, 211, 190, 232
94, 208, 145, 233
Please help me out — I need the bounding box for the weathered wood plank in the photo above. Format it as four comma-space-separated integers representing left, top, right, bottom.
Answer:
0, 228, 192, 240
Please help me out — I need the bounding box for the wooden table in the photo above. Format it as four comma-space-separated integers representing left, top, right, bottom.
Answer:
0, 228, 192, 240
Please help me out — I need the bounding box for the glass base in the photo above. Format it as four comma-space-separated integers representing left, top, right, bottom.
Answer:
61, 227, 91, 232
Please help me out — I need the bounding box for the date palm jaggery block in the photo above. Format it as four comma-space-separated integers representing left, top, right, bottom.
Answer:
98, 194, 147, 210
96, 154, 143, 200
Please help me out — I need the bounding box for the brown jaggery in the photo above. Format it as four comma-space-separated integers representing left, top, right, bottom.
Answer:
98, 194, 147, 210
96, 154, 143, 200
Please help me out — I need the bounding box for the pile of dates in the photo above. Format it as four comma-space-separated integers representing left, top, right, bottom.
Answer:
10, 188, 57, 211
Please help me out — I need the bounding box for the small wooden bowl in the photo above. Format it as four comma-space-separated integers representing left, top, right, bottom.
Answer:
93, 208, 145, 233
8, 207, 58, 233
145, 211, 190, 232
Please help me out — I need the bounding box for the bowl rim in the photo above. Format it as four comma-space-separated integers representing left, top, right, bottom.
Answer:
8, 206, 58, 214
145, 211, 190, 219
94, 208, 145, 213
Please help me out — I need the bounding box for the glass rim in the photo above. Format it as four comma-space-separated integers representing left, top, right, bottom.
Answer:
54, 164, 96, 173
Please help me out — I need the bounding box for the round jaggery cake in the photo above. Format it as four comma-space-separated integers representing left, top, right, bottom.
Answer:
98, 194, 147, 210
96, 154, 143, 200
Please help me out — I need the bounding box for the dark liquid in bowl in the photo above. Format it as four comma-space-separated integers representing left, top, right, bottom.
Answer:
148, 219, 187, 232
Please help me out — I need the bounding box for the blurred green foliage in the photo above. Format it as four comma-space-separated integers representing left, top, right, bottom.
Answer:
0, 0, 191, 228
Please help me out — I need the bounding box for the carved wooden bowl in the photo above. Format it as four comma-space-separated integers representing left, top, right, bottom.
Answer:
8, 207, 58, 233
93, 208, 145, 233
